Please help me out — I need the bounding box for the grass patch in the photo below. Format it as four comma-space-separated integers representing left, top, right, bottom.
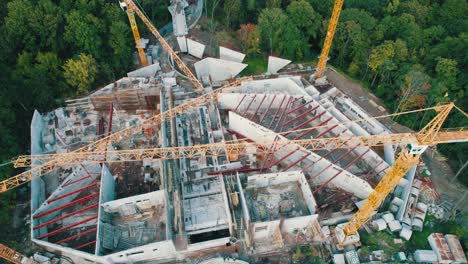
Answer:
360, 231, 406, 256
408, 214, 465, 251
242, 56, 267, 76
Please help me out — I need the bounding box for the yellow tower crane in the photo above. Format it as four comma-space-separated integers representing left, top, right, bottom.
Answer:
339, 102, 458, 242
315, 0, 344, 79
0, 243, 37, 264
0, 77, 249, 193
8, 127, 467, 169
122, 3, 148, 66
120, 0, 204, 92
0, 101, 466, 240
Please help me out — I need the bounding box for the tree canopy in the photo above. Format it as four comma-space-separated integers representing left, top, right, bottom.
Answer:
205, 0, 467, 184
0, 0, 172, 239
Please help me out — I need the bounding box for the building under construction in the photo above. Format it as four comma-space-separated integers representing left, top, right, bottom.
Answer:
9, 1, 464, 264
27, 57, 434, 263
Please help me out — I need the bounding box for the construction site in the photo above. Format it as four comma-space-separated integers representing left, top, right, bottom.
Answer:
0, 0, 467, 264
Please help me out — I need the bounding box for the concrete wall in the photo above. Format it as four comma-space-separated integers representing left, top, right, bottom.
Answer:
32, 239, 103, 263
101, 190, 165, 213
96, 165, 115, 255
219, 174, 234, 235
236, 173, 250, 226
229, 112, 373, 199
34, 237, 177, 264
225, 78, 309, 97
104, 240, 177, 263
31, 110, 47, 238
282, 215, 319, 234
186, 237, 231, 252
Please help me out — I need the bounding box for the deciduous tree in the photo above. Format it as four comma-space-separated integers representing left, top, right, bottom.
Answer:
258, 8, 288, 54
237, 23, 261, 55
64, 10, 104, 58
224, 0, 242, 28
63, 53, 97, 95
286, 0, 321, 39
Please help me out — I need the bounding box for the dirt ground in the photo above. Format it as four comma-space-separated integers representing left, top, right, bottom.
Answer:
325, 68, 468, 211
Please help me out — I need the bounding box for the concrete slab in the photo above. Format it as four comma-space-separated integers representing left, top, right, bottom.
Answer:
187, 38, 205, 59
127, 63, 161, 78
177, 36, 188, 52
268, 56, 291, 74
219, 46, 245, 63
194, 58, 247, 82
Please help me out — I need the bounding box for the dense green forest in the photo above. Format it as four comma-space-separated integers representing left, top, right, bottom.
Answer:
0, 0, 466, 240
205, 0, 467, 183
0, 0, 168, 237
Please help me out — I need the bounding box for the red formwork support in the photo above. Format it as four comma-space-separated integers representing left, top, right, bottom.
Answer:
301, 130, 349, 171
330, 143, 361, 164
283, 105, 320, 127
312, 123, 339, 139
34, 192, 99, 219
260, 136, 281, 172
362, 160, 384, 179
287, 112, 327, 134
107, 102, 114, 136
366, 166, 390, 184
282, 153, 312, 172
287, 99, 315, 115
234, 94, 247, 112
47, 182, 98, 204
75, 240, 96, 250
250, 95, 267, 120
308, 164, 333, 182
259, 95, 277, 125
226, 129, 248, 140
289, 96, 303, 106
313, 149, 370, 194
56, 227, 97, 244
267, 148, 300, 168
37, 215, 98, 240
62, 175, 92, 188
98, 118, 104, 139
242, 94, 257, 117
274, 98, 293, 132
267, 95, 287, 129
34, 204, 98, 230
291, 116, 332, 140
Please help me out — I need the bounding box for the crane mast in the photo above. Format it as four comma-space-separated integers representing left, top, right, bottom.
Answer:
0, 244, 37, 264
315, 0, 344, 79
120, 0, 204, 92
341, 103, 455, 241
125, 8, 148, 66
